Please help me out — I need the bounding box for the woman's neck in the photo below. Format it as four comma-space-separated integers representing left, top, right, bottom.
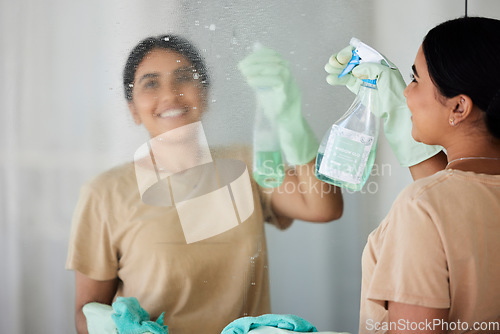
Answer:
444, 133, 500, 174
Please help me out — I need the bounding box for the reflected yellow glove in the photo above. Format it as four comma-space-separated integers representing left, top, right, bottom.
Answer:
325, 45, 442, 167
238, 46, 318, 165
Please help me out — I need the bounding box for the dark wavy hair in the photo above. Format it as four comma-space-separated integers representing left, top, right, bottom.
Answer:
422, 16, 500, 139
123, 34, 210, 101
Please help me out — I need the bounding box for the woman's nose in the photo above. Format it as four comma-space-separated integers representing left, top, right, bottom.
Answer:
403, 83, 410, 98
158, 81, 178, 102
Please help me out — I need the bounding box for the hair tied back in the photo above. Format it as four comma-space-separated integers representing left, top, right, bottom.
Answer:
487, 88, 500, 115
485, 87, 500, 139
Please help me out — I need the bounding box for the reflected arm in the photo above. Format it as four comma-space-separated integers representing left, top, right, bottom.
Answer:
388, 301, 449, 334
74, 271, 118, 334
270, 159, 343, 224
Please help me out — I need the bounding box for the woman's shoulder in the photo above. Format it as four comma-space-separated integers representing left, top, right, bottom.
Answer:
401, 169, 500, 201
83, 161, 136, 194
376, 171, 453, 235
397, 170, 452, 200
211, 144, 251, 161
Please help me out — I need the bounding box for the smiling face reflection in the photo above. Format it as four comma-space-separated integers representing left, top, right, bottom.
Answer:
128, 48, 207, 138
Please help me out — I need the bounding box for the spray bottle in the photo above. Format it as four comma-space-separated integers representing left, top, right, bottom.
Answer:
315, 38, 393, 191
252, 43, 285, 188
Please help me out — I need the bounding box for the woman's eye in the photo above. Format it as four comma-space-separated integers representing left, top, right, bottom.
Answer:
410, 73, 417, 83
176, 74, 193, 83
144, 80, 158, 89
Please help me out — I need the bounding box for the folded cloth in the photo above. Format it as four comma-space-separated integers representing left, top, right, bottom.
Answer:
221, 314, 318, 334
111, 297, 168, 334
82, 302, 117, 334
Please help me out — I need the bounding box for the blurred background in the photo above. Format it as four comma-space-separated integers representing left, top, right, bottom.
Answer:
1, 0, 499, 333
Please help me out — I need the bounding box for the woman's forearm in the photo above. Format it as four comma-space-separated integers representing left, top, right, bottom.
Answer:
271, 159, 343, 222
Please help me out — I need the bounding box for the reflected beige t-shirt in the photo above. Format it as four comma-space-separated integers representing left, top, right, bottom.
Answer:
360, 169, 500, 334
66, 146, 286, 334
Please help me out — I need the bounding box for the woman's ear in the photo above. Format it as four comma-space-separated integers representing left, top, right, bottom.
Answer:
128, 102, 142, 125
448, 95, 473, 126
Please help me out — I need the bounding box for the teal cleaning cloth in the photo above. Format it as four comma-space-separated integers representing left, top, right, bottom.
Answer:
221, 314, 318, 333
111, 297, 168, 334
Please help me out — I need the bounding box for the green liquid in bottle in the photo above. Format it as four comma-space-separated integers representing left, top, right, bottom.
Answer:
315, 79, 380, 192
253, 151, 285, 188
315, 145, 377, 192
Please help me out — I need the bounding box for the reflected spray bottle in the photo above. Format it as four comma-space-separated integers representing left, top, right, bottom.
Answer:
252, 43, 285, 188
315, 38, 392, 191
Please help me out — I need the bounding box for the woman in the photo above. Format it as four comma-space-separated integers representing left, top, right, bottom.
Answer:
330, 16, 500, 333
66, 35, 343, 334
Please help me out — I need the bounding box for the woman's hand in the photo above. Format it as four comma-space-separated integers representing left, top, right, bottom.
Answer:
325, 43, 443, 169
238, 45, 318, 166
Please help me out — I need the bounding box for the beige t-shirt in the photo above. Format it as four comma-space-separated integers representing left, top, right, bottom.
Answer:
66, 146, 286, 334
360, 169, 500, 334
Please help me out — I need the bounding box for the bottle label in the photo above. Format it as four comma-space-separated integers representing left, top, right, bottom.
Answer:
319, 125, 374, 185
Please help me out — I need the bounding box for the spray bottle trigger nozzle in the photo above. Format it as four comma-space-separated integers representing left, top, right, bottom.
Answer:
338, 49, 360, 78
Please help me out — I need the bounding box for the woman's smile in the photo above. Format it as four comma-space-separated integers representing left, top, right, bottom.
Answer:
155, 108, 188, 118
